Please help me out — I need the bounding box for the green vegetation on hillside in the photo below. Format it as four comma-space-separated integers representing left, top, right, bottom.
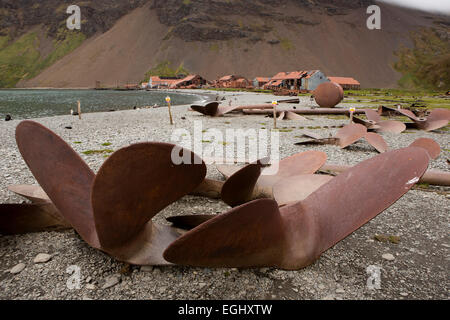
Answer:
144, 61, 190, 79
394, 28, 450, 90
0, 29, 85, 88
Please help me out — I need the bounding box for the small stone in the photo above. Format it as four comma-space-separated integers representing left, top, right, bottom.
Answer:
322, 295, 335, 300
382, 253, 395, 261
400, 292, 409, 297
10, 263, 26, 274
199, 282, 207, 289
33, 253, 52, 264
102, 275, 120, 289
336, 288, 345, 294
86, 284, 96, 290
85, 277, 92, 283
318, 284, 325, 290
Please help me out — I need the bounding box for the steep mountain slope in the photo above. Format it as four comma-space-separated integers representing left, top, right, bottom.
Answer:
4, 0, 449, 88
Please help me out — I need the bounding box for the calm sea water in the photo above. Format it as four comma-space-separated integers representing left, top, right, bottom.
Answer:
0, 89, 209, 120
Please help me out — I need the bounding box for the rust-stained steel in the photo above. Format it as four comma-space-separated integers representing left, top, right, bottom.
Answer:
163, 148, 429, 269
314, 82, 344, 108
378, 106, 450, 132
15, 120, 206, 265
272, 174, 333, 206
242, 108, 365, 116
295, 123, 388, 152
321, 163, 450, 186
353, 109, 406, 134
218, 151, 328, 207
8, 185, 50, 203
409, 138, 441, 160
16, 120, 100, 248
0, 203, 71, 235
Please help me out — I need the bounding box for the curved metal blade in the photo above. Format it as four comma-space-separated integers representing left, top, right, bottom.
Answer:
364, 132, 389, 153
426, 108, 450, 122
221, 163, 264, 207
409, 138, 441, 160
15, 121, 99, 248
165, 148, 429, 270
301, 147, 429, 259
163, 199, 286, 268
8, 185, 50, 203
216, 105, 241, 117
335, 123, 367, 148
273, 174, 333, 206
91, 143, 206, 264
191, 102, 220, 116
285, 112, 308, 121
258, 151, 328, 188
277, 111, 286, 121
422, 120, 449, 132
216, 164, 241, 179
376, 120, 406, 134
167, 215, 217, 230
365, 109, 382, 123
0, 203, 71, 235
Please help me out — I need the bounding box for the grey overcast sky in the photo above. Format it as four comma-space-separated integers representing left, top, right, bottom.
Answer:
379, 0, 450, 15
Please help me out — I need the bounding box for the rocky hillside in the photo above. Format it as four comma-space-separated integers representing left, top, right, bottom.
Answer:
0, 0, 448, 88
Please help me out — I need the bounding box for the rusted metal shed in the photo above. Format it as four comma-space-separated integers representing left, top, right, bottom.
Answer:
328, 77, 361, 90
170, 75, 207, 89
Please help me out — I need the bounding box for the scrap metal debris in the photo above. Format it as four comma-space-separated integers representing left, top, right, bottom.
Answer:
295, 123, 388, 153
163, 148, 430, 269
313, 82, 344, 108
12, 120, 206, 265
352, 109, 406, 134
379, 106, 450, 132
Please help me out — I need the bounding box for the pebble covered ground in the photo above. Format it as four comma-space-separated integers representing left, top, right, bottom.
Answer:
0, 90, 448, 300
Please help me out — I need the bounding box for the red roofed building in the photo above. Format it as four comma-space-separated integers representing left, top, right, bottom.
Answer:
170, 75, 207, 89
328, 77, 361, 90
253, 77, 271, 88
216, 75, 250, 88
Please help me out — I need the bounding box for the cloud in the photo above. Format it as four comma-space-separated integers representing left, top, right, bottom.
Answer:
378, 0, 450, 15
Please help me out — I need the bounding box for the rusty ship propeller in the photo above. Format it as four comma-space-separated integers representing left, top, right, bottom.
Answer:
13, 120, 206, 265
163, 147, 430, 270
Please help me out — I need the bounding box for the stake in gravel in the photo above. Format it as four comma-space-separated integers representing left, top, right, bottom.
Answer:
272, 101, 278, 129
166, 96, 174, 125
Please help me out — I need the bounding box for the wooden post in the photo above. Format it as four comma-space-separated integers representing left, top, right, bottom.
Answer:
166, 96, 174, 125
77, 101, 82, 120
272, 101, 278, 129
349, 107, 356, 123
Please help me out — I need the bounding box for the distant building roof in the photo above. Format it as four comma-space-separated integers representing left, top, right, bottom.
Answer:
271, 71, 307, 80
328, 77, 360, 86
254, 77, 270, 82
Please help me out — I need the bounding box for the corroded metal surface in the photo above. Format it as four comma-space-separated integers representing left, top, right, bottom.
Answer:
0, 203, 70, 235
365, 132, 389, 153
409, 138, 441, 160
8, 185, 50, 203
14, 121, 207, 266
91, 142, 206, 265
335, 123, 367, 148
221, 163, 264, 207
16, 121, 100, 248
164, 148, 429, 269
272, 174, 333, 206
314, 82, 344, 108
217, 151, 327, 206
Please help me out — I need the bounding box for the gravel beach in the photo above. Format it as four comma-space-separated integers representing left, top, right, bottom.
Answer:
0, 90, 448, 300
